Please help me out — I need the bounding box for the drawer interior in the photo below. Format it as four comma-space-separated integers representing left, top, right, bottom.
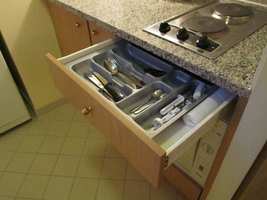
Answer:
58, 39, 235, 166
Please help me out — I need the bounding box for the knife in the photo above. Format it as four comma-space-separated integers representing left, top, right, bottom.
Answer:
84, 72, 113, 100
92, 72, 125, 102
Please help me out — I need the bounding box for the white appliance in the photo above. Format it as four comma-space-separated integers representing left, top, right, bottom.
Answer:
0, 50, 31, 134
174, 120, 227, 186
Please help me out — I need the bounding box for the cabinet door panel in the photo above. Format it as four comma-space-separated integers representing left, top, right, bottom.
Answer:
89, 21, 113, 44
164, 165, 202, 200
48, 2, 91, 55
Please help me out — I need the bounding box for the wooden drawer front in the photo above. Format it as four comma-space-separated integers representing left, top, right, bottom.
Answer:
48, 2, 91, 55
48, 56, 112, 135
164, 165, 202, 200
46, 52, 165, 187
115, 121, 165, 185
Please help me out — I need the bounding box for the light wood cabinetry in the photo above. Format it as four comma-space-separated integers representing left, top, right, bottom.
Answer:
46, 42, 165, 187
47, 2, 91, 55
47, 2, 112, 55
45, 39, 243, 200
46, 2, 248, 199
164, 165, 202, 200
88, 21, 113, 45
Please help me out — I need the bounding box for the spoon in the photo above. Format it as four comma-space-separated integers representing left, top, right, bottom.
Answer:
131, 89, 165, 114
104, 58, 144, 89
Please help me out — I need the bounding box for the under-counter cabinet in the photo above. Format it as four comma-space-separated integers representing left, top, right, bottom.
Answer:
88, 21, 114, 45
46, 39, 246, 200
47, 1, 113, 55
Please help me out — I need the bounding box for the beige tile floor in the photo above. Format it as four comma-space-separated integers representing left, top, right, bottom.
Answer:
0, 104, 183, 200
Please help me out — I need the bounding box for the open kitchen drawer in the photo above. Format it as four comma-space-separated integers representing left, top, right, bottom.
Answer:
46, 39, 236, 188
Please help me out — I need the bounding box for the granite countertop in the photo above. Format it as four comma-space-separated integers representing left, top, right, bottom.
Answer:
52, 0, 267, 97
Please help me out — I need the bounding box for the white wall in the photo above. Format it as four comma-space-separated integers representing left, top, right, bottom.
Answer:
207, 47, 267, 200
0, 0, 62, 110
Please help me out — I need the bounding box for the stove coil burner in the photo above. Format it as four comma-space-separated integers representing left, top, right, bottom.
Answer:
181, 16, 227, 33
212, 3, 253, 25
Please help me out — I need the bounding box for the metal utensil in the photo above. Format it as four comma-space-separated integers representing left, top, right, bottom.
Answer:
131, 89, 165, 115
84, 73, 113, 100
152, 107, 182, 130
104, 58, 143, 89
133, 93, 166, 115
92, 72, 125, 102
111, 55, 146, 87
143, 68, 166, 77
160, 95, 185, 116
132, 63, 166, 77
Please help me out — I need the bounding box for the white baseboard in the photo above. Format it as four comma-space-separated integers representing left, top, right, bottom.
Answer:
35, 98, 66, 116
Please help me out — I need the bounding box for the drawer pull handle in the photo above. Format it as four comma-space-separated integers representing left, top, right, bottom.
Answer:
75, 22, 81, 28
81, 106, 92, 115
91, 29, 97, 35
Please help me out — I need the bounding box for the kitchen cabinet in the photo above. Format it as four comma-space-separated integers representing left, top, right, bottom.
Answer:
164, 165, 202, 200
47, 2, 112, 55
205, 48, 267, 200
46, 39, 245, 200
88, 21, 113, 45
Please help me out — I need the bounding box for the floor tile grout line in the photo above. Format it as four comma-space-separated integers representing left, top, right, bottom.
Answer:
44, 108, 81, 200
90, 140, 123, 200
15, 197, 43, 200
93, 152, 107, 200
0, 173, 3, 183
7, 132, 24, 154
65, 139, 85, 200
4, 152, 37, 174
0, 194, 41, 200
14, 151, 39, 198
2, 158, 135, 179
3, 171, 134, 181
5, 131, 46, 175
34, 137, 60, 176
0, 154, 148, 175
0, 104, 161, 200
149, 181, 152, 200
15, 135, 46, 155
39, 112, 74, 200
38, 134, 65, 155
0, 104, 81, 199
2, 151, 17, 172
121, 163, 130, 200
28, 154, 60, 177
0, 171, 145, 181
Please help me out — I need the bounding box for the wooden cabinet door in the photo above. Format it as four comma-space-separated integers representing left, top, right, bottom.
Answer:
164, 165, 202, 200
88, 21, 113, 44
47, 2, 91, 55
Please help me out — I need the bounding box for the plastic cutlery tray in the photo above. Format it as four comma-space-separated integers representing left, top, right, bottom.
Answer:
70, 41, 217, 137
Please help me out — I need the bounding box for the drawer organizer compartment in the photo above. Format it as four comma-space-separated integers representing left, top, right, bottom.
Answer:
70, 40, 220, 138
47, 39, 236, 187
72, 59, 133, 102
112, 42, 172, 78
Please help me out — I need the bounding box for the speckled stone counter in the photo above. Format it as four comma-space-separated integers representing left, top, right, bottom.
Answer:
51, 0, 267, 97
250, 0, 267, 5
